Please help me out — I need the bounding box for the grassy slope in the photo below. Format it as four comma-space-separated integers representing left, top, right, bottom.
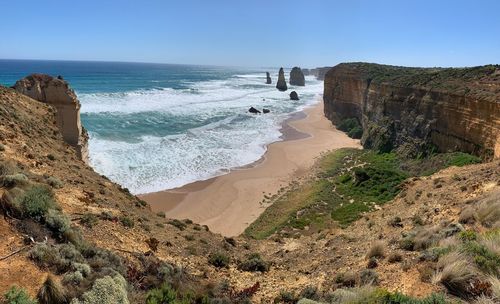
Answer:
245, 148, 481, 240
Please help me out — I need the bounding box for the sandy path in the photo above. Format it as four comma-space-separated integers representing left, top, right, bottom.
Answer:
141, 101, 360, 236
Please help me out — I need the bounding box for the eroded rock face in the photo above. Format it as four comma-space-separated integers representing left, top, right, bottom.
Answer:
323, 63, 500, 159
13, 74, 89, 162
266, 72, 272, 84
289, 67, 305, 86
290, 91, 299, 100
276, 68, 288, 91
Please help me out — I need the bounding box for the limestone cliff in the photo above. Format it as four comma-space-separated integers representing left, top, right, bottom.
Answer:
12, 74, 89, 162
323, 63, 500, 158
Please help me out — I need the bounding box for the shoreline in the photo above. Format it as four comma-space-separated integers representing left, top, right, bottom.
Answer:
140, 100, 361, 236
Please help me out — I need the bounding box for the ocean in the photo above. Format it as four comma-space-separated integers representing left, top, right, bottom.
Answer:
0, 59, 323, 194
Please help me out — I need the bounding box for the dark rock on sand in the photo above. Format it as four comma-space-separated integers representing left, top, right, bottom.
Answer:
276, 68, 288, 91
290, 91, 299, 100
290, 67, 305, 86
263, 108, 270, 114
249, 107, 261, 114
266, 72, 272, 84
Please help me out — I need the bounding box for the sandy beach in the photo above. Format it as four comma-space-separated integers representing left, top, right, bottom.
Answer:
141, 100, 361, 236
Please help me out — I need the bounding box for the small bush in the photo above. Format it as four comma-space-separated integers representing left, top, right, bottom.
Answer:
459, 230, 478, 242
80, 213, 99, 228
20, 185, 56, 219
347, 126, 363, 139
168, 219, 186, 230
367, 257, 378, 269
366, 241, 385, 259
359, 269, 379, 285
2, 173, 28, 187
63, 271, 84, 285
238, 253, 269, 272
459, 206, 476, 224
145, 283, 177, 304
71, 274, 128, 304
335, 272, 357, 288
387, 252, 403, 263
337, 118, 359, 132
119, 216, 134, 228
3, 286, 37, 304
45, 209, 71, 234
37, 275, 67, 304
209, 252, 230, 268
476, 195, 500, 228
298, 285, 320, 301
156, 211, 166, 218
46, 177, 64, 189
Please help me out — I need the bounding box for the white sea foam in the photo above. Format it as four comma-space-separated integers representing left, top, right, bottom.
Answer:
80, 74, 323, 194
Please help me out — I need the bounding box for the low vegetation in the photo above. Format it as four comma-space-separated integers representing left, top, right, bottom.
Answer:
246, 148, 481, 239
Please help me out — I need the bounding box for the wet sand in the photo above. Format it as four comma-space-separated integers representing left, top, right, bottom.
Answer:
140, 100, 361, 236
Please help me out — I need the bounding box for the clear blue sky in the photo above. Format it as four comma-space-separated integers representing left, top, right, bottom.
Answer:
1, 0, 499, 68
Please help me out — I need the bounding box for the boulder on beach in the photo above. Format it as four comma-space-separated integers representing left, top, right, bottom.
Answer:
276, 67, 287, 91
248, 107, 261, 114
266, 72, 272, 84
263, 108, 270, 114
290, 91, 299, 100
289, 67, 305, 86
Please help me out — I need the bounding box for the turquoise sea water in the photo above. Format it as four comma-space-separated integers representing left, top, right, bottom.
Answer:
0, 59, 323, 193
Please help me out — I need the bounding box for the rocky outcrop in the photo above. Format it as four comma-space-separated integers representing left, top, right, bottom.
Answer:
13, 74, 89, 162
289, 67, 305, 86
248, 107, 261, 114
276, 68, 288, 91
266, 72, 272, 84
290, 91, 299, 100
263, 108, 270, 114
323, 63, 500, 159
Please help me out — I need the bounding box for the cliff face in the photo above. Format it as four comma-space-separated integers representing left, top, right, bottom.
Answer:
12, 74, 89, 162
324, 63, 500, 158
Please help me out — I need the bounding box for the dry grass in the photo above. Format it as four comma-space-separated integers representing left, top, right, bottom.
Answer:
37, 275, 67, 304
329, 285, 376, 304
366, 241, 385, 259
475, 191, 500, 228
432, 252, 478, 298
459, 206, 476, 224
488, 275, 500, 300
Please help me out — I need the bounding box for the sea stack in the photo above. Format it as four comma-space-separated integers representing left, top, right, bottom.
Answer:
289, 67, 305, 86
265, 72, 272, 84
290, 91, 299, 100
13, 74, 89, 162
276, 67, 287, 91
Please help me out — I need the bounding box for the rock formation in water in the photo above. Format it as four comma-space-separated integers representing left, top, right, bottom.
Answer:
266, 72, 272, 84
323, 63, 500, 159
13, 74, 89, 162
248, 107, 261, 114
309, 67, 331, 80
263, 108, 270, 114
276, 68, 288, 91
289, 67, 305, 86
290, 91, 299, 100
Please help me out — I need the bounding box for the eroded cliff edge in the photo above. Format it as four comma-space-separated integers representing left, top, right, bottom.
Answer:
323, 63, 500, 159
12, 74, 89, 162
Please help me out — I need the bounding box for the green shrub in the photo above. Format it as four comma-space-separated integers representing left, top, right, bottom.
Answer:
145, 283, 177, 304
80, 213, 99, 228
156, 211, 166, 218
458, 230, 477, 242
463, 241, 500, 276
46, 177, 63, 189
20, 185, 56, 219
29, 243, 83, 274
119, 216, 134, 228
3, 286, 37, 304
445, 152, 481, 167
208, 252, 230, 268
45, 209, 71, 234
337, 118, 359, 132
348, 126, 363, 139
168, 219, 187, 231
2, 174, 28, 188
71, 274, 128, 304
238, 253, 269, 272
63, 271, 84, 285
